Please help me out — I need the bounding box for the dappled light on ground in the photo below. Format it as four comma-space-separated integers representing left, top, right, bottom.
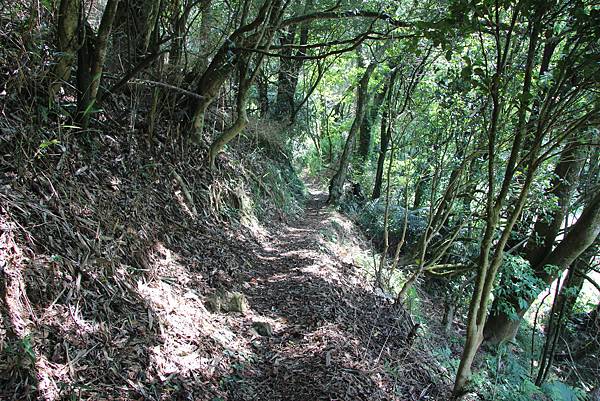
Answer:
2, 183, 448, 400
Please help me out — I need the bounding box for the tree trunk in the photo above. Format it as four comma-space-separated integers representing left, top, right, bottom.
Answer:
190, 0, 284, 144
484, 191, 600, 344
257, 73, 269, 116
372, 71, 396, 199
484, 138, 586, 343
442, 302, 455, 335
455, 5, 540, 392
327, 61, 375, 204
272, 0, 312, 121
413, 174, 430, 209
169, 0, 199, 66
52, 0, 79, 96
372, 109, 390, 199
525, 138, 585, 267
76, 23, 93, 118
273, 27, 296, 118
114, 0, 162, 63
357, 81, 387, 162
76, 0, 120, 127
558, 241, 596, 321
205, 0, 286, 162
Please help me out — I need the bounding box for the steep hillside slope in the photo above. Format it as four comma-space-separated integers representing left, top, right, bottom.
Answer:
1, 134, 448, 400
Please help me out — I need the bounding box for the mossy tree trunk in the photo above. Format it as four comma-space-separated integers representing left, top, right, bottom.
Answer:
207, 58, 252, 168
191, 0, 286, 145
205, 0, 285, 164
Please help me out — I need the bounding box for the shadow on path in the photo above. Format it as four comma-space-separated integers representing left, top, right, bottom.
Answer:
223, 188, 441, 400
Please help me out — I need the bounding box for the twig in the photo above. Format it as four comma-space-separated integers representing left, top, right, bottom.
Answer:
128, 79, 205, 100
170, 168, 198, 216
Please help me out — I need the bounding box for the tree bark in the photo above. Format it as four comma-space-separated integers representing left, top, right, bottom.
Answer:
484, 191, 600, 344
483, 138, 586, 342
207, 58, 252, 168
114, 0, 162, 63
558, 241, 597, 321
372, 71, 396, 199
525, 138, 585, 267
357, 79, 387, 162
327, 60, 375, 204
257, 73, 269, 116
51, 0, 79, 96
190, 0, 285, 144
273, 0, 312, 121
273, 26, 297, 118
205, 0, 286, 162
455, 4, 538, 392
76, 0, 120, 127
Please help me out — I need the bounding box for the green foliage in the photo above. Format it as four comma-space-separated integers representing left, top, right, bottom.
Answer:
495, 255, 545, 319
20, 335, 36, 364
466, 332, 590, 401
35, 138, 60, 158
541, 381, 589, 401
1, 335, 36, 373
247, 152, 306, 220
345, 198, 426, 254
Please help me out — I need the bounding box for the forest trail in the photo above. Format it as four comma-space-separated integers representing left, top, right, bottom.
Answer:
1, 180, 445, 401
218, 185, 441, 400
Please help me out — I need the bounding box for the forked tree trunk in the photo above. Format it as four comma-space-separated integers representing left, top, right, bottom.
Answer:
191, 0, 284, 144
525, 138, 585, 267
191, 44, 237, 143
205, 0, 285, 163
455, 5, 540, 392
484, 192, 600, 344
484, 138, 585, 343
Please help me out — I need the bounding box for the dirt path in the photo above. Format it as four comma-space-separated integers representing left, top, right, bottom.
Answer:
223, 187, 431, 400
1, 181, 445, 401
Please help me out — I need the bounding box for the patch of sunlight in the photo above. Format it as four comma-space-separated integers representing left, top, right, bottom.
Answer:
147, 241, 191, 285
108, 176, 121, 191
579, 269, 600, 310
279, 249, 320, 258
525, 266, 600, 325
299, 263, 325, 276
267, 273, 292, 282
66, 304, 101, 334
36, 355, 63, 401
137, 246, 276, 382
244, 215, 269, 239
138, 279, 228, 380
